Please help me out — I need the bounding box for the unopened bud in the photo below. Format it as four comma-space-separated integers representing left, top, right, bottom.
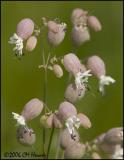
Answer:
72, 26, 90, 46
63, 53, 81, 76
58, 101, 77, 120
21, 98, 44, 121
53, 64, 63, 78
26, 36, 37, 52
87, 16, 102, 32
64, 142, 86, 159
77, 113, 91, 129
65, 83, 86, 103
53, 112, 63, 128
16, 126, 36, 146
17, 18, 34, 40
60, 128, 80, 149
40, 114, 54, 128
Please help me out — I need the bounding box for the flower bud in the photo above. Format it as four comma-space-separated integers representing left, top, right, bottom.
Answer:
40, 114, 54, 128
17, 18, 34, 40
87, 55, 105, 78
77, 113, 91, 129
65, 83, 86, 103
47, 21, 67, 46
58, 101, 77, 120
72, 26, 90, 46
21, 98, 44, 121
87, 16, 102, 32
60, 128, 80, 149
91, 152, 101, 159
53, 64, 63, 78
64, 142, 86, 159
63, 53, 81, 76
53, 112, 63, 128
71, 8, 88, 26
104, 127, 123, 145
26, 36, 37, 52
16, 126, 36, 146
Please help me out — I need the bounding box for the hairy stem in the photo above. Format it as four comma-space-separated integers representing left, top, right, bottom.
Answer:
46, 126, 55, 159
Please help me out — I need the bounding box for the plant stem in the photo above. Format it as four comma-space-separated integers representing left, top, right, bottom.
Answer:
55, 129, 62, 159
46, 126, 55, 159
42, 49, 48, 158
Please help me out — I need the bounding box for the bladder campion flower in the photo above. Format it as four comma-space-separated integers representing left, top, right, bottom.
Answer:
87, 55, 115, 95
47, 20, 67, 46
8, 18, 35, 57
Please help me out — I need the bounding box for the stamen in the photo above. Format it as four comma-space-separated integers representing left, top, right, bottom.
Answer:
75, 70, 92, 89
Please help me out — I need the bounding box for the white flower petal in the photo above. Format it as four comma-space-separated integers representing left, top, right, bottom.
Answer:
12, 112, 26, 126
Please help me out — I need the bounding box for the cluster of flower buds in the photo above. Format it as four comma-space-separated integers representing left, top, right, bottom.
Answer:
8, 18, 40, 57
40, 111, 63, 129
12, 98, 44, 146
87, 55, 115, 95
93, 127, 123, 159
71, 8, 102, 46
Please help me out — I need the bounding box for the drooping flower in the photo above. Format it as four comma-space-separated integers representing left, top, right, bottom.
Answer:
87, 55, 115, 95
47, 20, 67, 46
8, 18, 35, 57
12, 98, 44, 127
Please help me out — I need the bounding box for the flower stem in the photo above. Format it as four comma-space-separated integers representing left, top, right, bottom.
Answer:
46, 126, 55, 159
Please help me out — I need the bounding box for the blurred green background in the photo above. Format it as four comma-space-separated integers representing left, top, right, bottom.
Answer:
1, 1, 123, 159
